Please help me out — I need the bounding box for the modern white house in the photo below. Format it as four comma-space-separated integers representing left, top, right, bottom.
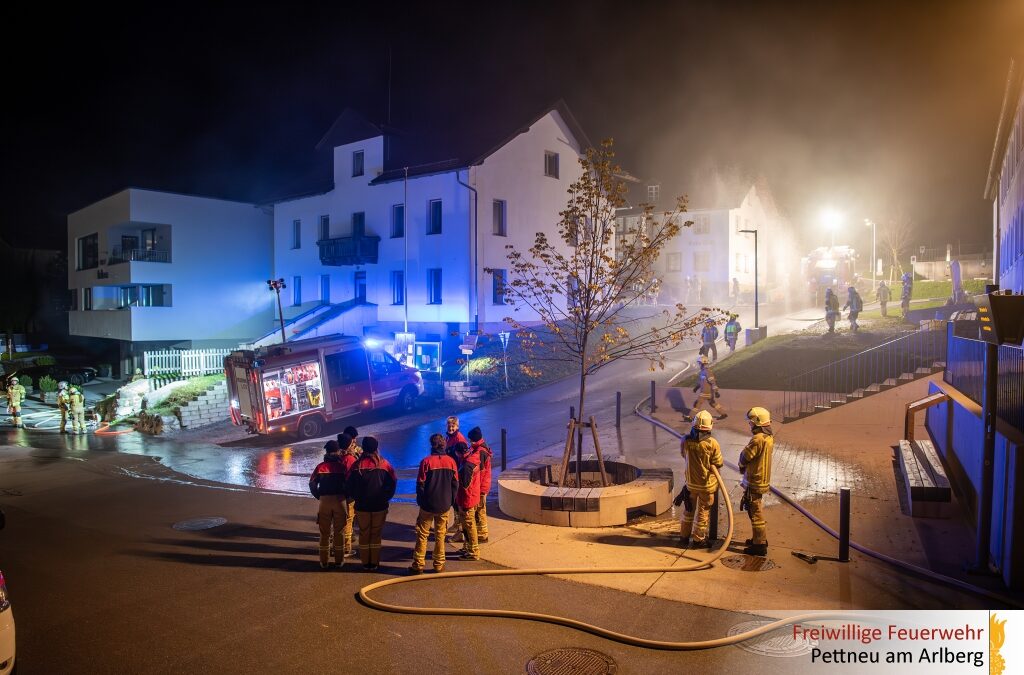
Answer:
267, 101, 589, 357
616, 177, 798, 308
67, 188, 273, 374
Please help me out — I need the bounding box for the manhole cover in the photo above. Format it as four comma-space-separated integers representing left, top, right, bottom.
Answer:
720, 554, 777, 572
172, 517, 227, 531
728, 620, 817, 657
526, 648, 617, 675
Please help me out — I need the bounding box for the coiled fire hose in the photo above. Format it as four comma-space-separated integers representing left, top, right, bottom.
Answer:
359, 466, 853, 650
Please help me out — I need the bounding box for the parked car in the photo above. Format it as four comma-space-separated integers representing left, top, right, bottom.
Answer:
10, 364, 98, 386
0, 508, 14, 674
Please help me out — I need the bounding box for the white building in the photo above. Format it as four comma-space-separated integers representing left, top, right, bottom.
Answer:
617, 178, 797, 307
268, 102, 588, 355
67, 188, 273, 373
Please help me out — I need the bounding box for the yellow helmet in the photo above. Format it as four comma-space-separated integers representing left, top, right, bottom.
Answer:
696, 355, 709, 368
694, 410, 714, 431
747, 406, 771, 426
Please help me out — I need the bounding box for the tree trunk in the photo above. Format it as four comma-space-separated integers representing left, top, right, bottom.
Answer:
576, 366, 586, 489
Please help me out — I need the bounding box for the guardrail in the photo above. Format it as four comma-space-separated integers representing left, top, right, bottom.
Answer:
109, 247, 171, 264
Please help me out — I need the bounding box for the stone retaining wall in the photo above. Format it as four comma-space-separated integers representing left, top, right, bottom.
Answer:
177, 380, 229, 429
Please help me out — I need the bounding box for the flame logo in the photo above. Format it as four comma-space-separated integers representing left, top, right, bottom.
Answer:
991, 613, 1006, 675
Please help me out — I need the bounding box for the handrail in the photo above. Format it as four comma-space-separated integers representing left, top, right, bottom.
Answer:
789, 329, 932, 381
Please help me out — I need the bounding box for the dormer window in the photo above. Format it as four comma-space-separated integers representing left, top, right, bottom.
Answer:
352, 150, 364, 177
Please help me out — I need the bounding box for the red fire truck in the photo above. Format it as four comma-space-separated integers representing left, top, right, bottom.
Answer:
224, 334, 424, 439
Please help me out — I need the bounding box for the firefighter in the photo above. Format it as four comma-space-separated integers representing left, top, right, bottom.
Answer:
687, 356, 726, 421
468, 426, 492, 543
824, 288, 839, 334
409, 433, 459, 574
5, 377, 26, 428
56, 381, 70, 433
453, 441, 482, 560
738, 407, 774, 557
335, 431, 360, 557
345, 436, 397, 570
69, 385, 86, 434
723, 314, 742, 354
877, 281, 891, 317
700, 319, 719, 362
842, 286, 863, 332
309, 440, 347, 569
900, 272, 913, 317
679, 411, 724, 548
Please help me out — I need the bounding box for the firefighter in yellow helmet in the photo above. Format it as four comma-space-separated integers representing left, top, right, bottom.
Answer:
738, 406, 774, 556
686, 355, 726, 421
678, 410, 724, 549
69, 386, 86, 434
56, 381, 71, 433
5, 376, 26, 428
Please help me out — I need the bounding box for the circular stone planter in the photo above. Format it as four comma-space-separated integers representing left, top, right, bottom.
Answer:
498, 454, 674, 527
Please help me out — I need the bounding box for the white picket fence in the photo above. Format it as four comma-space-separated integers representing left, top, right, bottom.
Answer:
143, 348, 233, 377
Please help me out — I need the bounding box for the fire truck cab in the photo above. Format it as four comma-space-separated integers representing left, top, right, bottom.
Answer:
224, 334, 424, 439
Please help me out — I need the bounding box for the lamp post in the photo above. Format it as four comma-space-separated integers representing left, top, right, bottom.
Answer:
739, 229, 759, 328
864, 218, 877, 286
821, 207, 843, 249
267, 278, 287, 344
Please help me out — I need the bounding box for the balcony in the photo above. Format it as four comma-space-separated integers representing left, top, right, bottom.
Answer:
109, 247, 171, 264
318, 233, 381, 266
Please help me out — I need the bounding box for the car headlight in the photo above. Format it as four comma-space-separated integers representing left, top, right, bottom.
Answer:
0, 571, 9, 612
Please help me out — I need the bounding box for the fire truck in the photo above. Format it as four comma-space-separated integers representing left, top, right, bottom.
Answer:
801, 246, 858, 305
224, 334, 424, 439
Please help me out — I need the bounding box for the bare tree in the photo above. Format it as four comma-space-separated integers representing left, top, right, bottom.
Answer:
881, 208, 914, 281
490, 140, 715, 484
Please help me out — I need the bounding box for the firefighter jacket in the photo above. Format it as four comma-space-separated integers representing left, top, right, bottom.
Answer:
724, 320, 741, 340
825, 293, 839, 316
682, 429, 724, 493
701, 325, 719, 345
346, 454, 398, 512
693, 370, 719, 400
455, 445, 481, 510
57, 390, 70, 411
308, 454, 348, 499
6, 384, 26, 407
69, 390, 85, 413
877, 285, 891, 302
474, 439, 493, 497
843, 291, 863, 313
416, 449, 458, 513
739, 429, 774, 494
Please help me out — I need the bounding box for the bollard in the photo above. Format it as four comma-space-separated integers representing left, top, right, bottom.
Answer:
500, 427, 507, 471
839, 486, 851, 562
615, 391, 621, 428
570, 405, 575, 422
650, 380, 656, 413
709, 493, 719, 541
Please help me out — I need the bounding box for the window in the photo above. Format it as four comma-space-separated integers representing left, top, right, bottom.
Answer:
291, 219, 301, 249
352, 150, 364, 177
427, 199, 442, 235
735, 253, 743, 273
544, 151, 559, 178
667, 253, 682, 272
70, 289, 78, 311
734, 215, 741, 232
694, 251, 710, 273
141, 228, 156, 251
77, 233, 98, 270
119, 286, 139, 308
493, 199, 507, 236
391, 271, 404, 305
647, 184, 660, 202
292, 276, 301, 306
427, 268, 442, 304
352, 212, 365, 237
354, 271, 366, 302
391, 204, 405, 238
320, 274, 330, 304
694, 215, 710, 235
325, 348, 369, 385
319, 215, 330, 242
83, 287, 93, 310
492, 269, 507, 305
140, 285, 168, 307
369, 351, 403, 377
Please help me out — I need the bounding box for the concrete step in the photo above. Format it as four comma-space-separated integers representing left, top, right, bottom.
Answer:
829, 400, 846, 407
813, 404, 831, 413
897, 373, 915, 382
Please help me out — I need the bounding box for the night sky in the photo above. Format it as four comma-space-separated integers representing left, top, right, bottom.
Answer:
2, 1, 1021, 255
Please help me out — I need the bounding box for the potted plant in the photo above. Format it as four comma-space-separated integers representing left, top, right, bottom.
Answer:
38, 375, 58, 403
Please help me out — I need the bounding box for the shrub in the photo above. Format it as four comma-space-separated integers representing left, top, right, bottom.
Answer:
34, 355, 57, 366
39, 375, 58, 393
17, 374, 33, 390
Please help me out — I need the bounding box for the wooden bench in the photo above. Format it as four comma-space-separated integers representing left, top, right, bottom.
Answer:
897, 439, 951, 518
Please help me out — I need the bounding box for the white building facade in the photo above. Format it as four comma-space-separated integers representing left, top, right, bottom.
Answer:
270, 104, 586, 355
67, 188, 273, 373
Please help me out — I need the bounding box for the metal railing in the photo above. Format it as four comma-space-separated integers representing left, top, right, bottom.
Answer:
783, 327, 947, 420
109, 247, 171, 264
944, 322, 1024, 432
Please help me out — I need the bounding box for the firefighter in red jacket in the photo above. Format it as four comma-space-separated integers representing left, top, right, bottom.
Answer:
308, 440, 347, 569
335, 431, 360, 557
345, 436, 397, 570
467, 426, 492, 543
453, 440, 482, 560
409, 433, 459, 574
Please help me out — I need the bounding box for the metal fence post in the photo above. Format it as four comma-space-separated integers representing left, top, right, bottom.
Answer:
839, 487, 851, 562
615, 391, 621, 428
501, 427, 507, 471
650, 380, 656, 413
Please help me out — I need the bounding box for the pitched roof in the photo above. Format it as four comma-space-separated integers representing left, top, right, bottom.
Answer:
315, 109, 384, 152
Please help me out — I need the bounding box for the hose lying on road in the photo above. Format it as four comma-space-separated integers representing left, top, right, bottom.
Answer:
359, 466, 853, 650
634, 391, 1024, 610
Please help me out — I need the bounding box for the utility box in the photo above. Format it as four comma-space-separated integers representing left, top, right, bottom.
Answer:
745, 325, 768, 346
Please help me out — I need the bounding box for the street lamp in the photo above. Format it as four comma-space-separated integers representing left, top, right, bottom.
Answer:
821, 207, 843, 248
864, 218, 877, 286
739, 229, 759, 328
267, 278, 287, 344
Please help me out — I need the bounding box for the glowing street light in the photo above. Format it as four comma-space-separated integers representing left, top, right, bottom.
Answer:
821, 207, 843, 248
267, 278, 287, 344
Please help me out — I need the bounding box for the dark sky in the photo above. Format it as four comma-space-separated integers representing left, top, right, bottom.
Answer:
2, 1, 1021, 255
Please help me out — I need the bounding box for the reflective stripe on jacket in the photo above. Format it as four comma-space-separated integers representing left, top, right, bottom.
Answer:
739, 431, 774, 494
682, 431, 724, 493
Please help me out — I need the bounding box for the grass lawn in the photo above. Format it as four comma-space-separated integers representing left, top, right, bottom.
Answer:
857, 299, 945, 321
148, 374, 224, 415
